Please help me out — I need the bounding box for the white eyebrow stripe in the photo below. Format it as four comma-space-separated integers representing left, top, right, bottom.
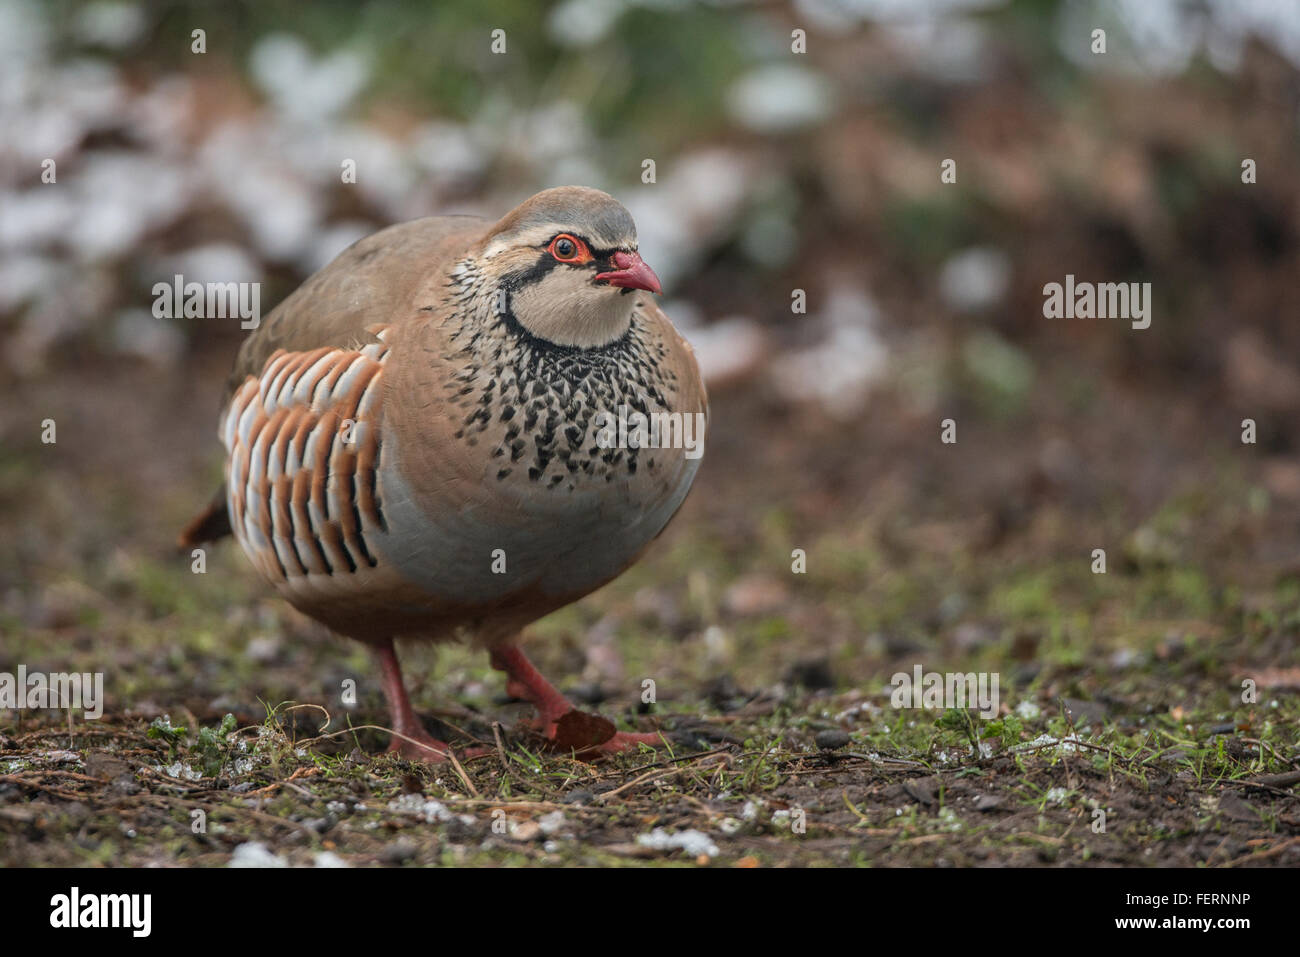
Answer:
480, 224, 563, 258
480, 223, 634, 259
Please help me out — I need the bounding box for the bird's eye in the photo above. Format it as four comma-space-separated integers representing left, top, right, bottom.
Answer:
548, 234, 590, 263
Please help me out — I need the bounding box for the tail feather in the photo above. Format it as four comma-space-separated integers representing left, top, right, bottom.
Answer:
179, 484, 232, 548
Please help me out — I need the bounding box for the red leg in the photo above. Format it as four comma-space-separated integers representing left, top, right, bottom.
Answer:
375, 639, 453, 762
489, 645, 572, 735
489, 644, 665, 754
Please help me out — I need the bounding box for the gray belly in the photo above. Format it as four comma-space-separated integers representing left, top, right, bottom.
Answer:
370, 432, 700, 605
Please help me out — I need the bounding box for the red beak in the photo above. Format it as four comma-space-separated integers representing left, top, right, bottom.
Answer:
595, 250, 661, 294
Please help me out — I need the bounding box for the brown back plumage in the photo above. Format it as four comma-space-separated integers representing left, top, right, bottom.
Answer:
224, 215, 485, 403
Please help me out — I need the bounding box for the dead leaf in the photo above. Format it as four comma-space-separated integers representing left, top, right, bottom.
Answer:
550, 710, 617, 752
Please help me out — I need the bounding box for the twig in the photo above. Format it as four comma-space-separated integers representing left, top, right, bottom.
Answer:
1239, 738, 1298, 769
595, 767, 677, 803
492, 722, 509, 772
437, 797, 599, 813
444, 745, 480, 798
0, 774, 85, 801
1223, 836, 1300, 868
618, 745, 735, 775
246, 766, 321, 797
1239, 769, 1300, 789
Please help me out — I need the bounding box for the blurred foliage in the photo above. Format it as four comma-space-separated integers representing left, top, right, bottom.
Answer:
50, 0, 758, 160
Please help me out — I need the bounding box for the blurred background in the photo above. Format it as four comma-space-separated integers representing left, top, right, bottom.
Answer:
2, 0, 1299, 728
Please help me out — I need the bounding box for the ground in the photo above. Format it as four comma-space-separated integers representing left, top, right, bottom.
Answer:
3, 359, 1299, 867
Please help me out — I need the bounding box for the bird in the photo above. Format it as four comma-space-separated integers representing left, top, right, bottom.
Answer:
180, 186, 708, 761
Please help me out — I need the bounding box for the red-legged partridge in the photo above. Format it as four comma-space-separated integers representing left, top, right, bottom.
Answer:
182, 187, 708, 760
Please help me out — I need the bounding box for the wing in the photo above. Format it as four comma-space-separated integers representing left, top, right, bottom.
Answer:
181, 214, 485, 547
220, 330, 392, 587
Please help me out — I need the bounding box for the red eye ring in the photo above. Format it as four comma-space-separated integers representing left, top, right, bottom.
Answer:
548, 233, 593, 264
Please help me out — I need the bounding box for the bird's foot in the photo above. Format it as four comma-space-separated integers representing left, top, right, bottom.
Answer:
537, 709, 664, 757
491, 645, 666, 758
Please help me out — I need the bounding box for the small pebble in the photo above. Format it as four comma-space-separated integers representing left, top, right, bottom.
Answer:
814, 729, 850, 750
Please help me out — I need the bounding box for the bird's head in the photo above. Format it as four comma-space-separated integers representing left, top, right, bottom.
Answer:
474, 186, 661, 348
